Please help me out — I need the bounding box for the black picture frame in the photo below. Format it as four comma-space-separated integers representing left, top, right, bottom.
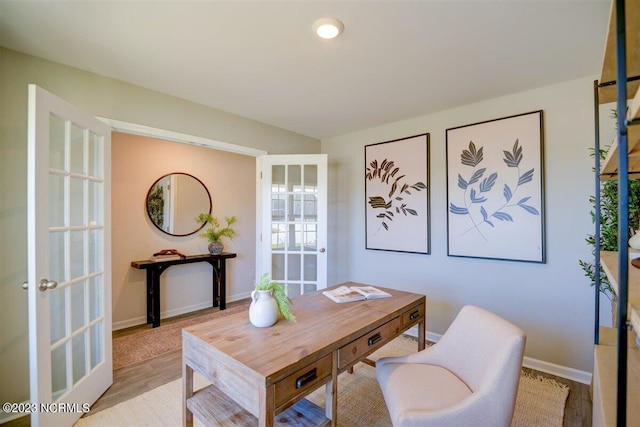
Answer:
446, 110, 545, 263
365, 133, 430, 254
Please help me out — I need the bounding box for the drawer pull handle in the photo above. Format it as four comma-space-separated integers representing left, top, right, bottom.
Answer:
295, 368, 317, 389
368, 332, 382, 346
410, 311, 420, 320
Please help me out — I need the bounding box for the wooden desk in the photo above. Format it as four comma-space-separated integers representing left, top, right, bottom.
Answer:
182, 283, 426, 427
131, 252, 237, 328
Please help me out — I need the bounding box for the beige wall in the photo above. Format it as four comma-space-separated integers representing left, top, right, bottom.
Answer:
322, 76, 602, 376
112, 132, 256, 327
0, 47, 319, 419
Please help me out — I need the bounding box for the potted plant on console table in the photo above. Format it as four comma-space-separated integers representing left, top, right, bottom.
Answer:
196, 213, 237, 255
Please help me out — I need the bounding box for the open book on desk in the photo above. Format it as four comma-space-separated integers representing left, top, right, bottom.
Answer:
322, 285, 391, 304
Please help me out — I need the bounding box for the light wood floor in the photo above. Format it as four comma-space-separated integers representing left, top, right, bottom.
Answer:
2, 300, 593, 426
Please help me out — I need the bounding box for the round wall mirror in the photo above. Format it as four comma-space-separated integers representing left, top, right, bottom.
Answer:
146, 172, 212, 237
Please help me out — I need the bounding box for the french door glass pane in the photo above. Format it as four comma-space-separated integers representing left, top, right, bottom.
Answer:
49, 231, 66, 283
272, 254, 284, 280
287, 254, 301, 280
287, 283, 301, 297
272, 165, 285, 186
88, 181, 102, 225
303, 195, 317, 221
288, 194, 302, 222
271, 194, 285, 221
51, 344, 68, 400
89, 276, 102, 321
70, 177, 84, 227
287, 165, 301, 192
70, 230, 85, 279
49, 174, 65, 227
90, 322, 103, 369
70, 123, 84, 174
49, 114, 65, 170
304, 254, 317, 281
70, 281, 86, 332
303, 224, 317, 250
287, 224, 302, 251
89, 229, 102, 274
72, 333, 86, 385
271, 224, 285, 250
304, 165, 317, 187
88, 132, 102, 178
50, 287, 66, 344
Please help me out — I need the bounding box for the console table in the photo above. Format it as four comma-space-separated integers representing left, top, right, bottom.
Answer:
182, 283, 425, 426
131, 252, 236, 328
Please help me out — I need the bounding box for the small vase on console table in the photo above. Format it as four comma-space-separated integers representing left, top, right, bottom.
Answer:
208, 242, 223, 255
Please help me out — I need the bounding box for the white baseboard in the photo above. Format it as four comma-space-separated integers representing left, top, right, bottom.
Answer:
522, 356, 592, 385
112, 293, 251, 331
402, 327, 592, 385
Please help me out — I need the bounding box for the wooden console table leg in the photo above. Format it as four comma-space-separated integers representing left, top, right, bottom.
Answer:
146, 269, 153, 324
219, 259, 227, 310
211, 261, 219, 308
151, 267, 162, 328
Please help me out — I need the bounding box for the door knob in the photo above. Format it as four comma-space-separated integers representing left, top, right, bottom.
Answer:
38, 279, 58, 292
319, 247, 326, 253
21, 281, 28, 290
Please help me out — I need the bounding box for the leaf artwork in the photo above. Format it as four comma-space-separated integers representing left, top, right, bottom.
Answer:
366, 158, 426, 232
450, 139, 539, 240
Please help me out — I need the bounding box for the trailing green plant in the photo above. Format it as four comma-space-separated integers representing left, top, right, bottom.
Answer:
255, 273, 295, 321
579, 109, 640, 302
196, 213, 237, 243
148, 186, 164, 227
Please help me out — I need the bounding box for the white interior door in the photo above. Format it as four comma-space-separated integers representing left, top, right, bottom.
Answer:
27, 84, 112, 427
259, 154, 327, 294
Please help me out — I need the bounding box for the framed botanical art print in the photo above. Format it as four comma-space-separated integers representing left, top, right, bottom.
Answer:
365, 133, 430, 254
446, 111, 545, 263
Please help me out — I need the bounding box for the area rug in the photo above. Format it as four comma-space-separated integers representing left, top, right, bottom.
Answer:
112, 302, 249, 370
82, 336, 569, 427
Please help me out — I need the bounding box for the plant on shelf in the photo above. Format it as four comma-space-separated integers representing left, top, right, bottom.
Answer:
579, 109, 640, 326
254, 273, 296, 322
196, 213, 237, 255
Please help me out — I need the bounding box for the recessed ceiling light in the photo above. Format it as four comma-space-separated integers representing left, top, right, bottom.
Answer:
312, 18, 344, 39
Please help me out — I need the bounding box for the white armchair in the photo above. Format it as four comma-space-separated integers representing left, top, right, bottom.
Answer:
376, 305, 526, 427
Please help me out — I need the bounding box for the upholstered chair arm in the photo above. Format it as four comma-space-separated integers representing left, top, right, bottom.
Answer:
376, 340, 448, 367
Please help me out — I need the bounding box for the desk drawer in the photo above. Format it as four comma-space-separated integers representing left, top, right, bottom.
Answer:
274, 354, 332, 409
338, 317, 401, 370
402, 304, 424, 329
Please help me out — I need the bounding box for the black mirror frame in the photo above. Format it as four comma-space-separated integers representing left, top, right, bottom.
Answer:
145, 172, 212, 237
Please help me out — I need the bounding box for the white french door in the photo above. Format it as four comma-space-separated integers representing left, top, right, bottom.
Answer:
259, 154, 328, 295
27, 85, 112, 426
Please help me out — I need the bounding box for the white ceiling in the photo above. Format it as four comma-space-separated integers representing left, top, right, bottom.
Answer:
0, 1, 610, 139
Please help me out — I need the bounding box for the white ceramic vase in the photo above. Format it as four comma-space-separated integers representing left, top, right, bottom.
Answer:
249, 289, 278, 328
629, 230, 640, 250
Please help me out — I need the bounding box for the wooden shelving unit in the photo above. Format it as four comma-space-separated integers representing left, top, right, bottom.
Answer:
593, 327, 640, 427
598, 0, 640, 180
594, 1, 640, 426
600, 251, 640, 333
